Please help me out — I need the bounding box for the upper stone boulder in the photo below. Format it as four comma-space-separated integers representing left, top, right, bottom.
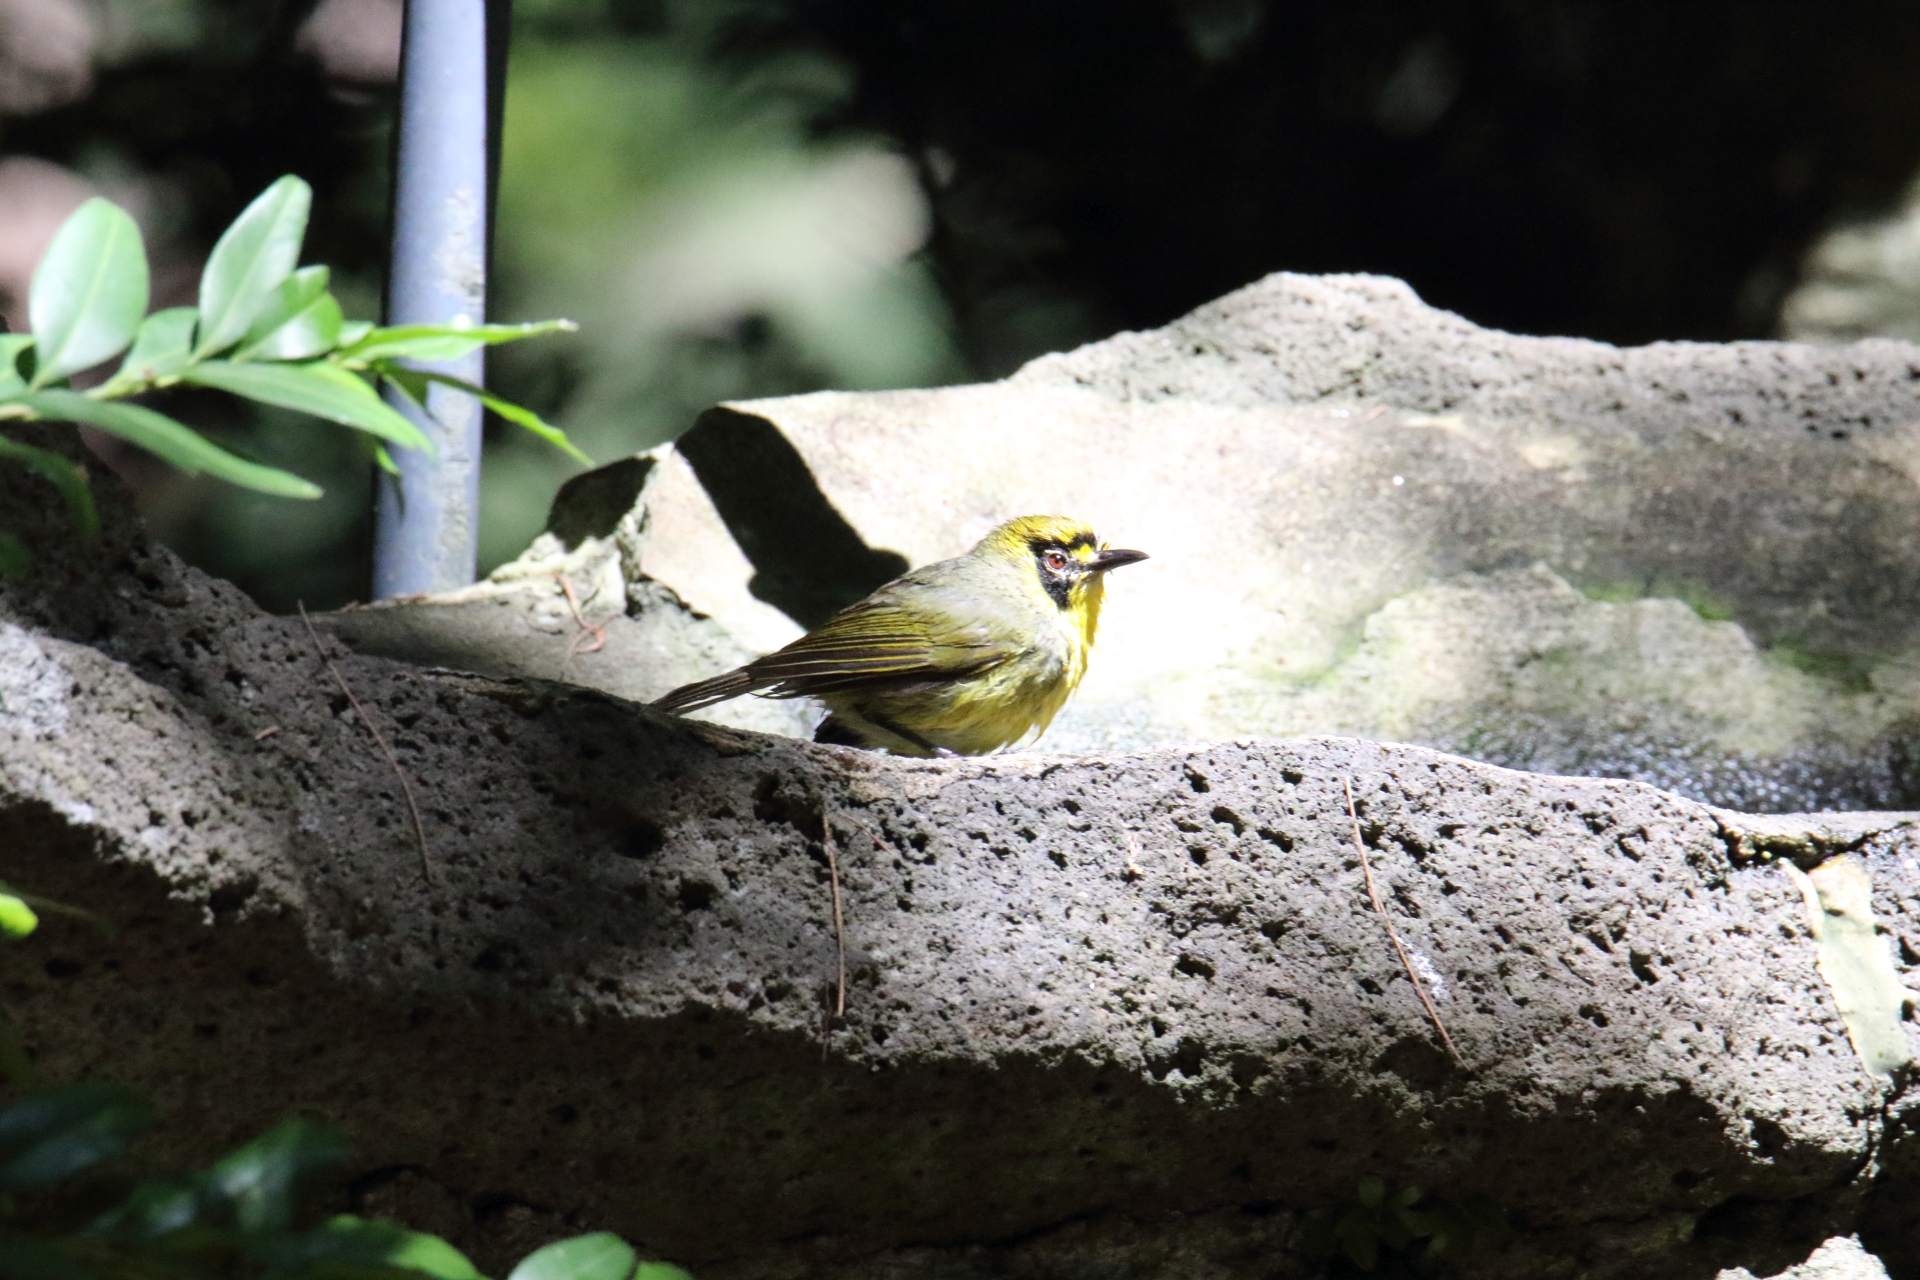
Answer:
634, 273, 1920, 810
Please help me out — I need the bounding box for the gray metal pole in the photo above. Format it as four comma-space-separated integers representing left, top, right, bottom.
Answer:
372, 0, 491, 598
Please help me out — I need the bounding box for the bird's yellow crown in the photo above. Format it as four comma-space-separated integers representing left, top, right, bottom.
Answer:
976, 515, 1112, 648
980, 514, 1101, 558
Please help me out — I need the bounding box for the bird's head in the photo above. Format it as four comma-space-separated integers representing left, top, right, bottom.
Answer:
977, 515, 1148, 633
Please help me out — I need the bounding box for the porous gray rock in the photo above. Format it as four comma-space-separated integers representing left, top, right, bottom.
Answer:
636, 272, 1920, 810
4, 427, 1920, 1279
1720, 1236, 1892, 1280
316, 456, 810, 740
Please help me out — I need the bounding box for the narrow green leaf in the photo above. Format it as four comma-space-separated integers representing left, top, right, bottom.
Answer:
0, 335, 33, 398
273, 1215, 484, 1280
631, 1263, 695, 1280
0, 894, 36, 939
27, 198, 148, 387
24, 389, 322, 498
338, 319, 375, 347
384, 365, 591, 465
339, 318, 577, 365
0, 434, 96, 537
0, 532, 25, 578
0, 1085, 152, 1191
233, 266, 343, 362
194, 175, 312, 358
384, 364, 426, 405
105, 307, 198, 390
209, 1117, 347, 1233
507, 1233, 637, 1280
180, 360, 430, 454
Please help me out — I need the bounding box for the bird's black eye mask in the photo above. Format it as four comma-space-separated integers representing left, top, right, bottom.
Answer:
1030, 535, 1094, 609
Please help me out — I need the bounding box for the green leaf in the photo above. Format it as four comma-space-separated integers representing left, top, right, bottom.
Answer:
0, 881, 113, 937
0, 335, 33, 398
631, 1263, 694, 1280
105, 306, 199, 391
24, 389, 322, 499
255, 1215, 482, 1280
339, 318, 577, 365
1356, 1176, 1385, 1209
234, 266, 343, 362
0, 1085, 151, 1191
379, 364, 590, 465
507, 1232, 637, 1280
237, 265, 326, 345
194, 175, 312, 358
1340, 1230, 1378, 1272
27, 198, 148, 388
0, 434, 97, 538
89, 1173, 207, 1241
338, 319, 375, 347
0, 532, 25, 578
209, 1117, 347, 1233
0, 894, 36, 938
179, 361, 430, 454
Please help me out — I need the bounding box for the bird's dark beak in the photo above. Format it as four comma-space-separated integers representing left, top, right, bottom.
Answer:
1091, 548, 1149, 573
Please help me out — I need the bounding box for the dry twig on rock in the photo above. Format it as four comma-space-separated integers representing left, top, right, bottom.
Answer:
298, 603, 434, 888
1344, 777, 1463, 1069
818, 817, 851, 1060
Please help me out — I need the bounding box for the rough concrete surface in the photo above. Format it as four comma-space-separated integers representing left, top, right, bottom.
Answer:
634, 272, 1920, 810
1, 423, 1920, 1280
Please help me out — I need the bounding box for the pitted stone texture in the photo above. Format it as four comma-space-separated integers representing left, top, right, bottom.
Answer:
1721, 1236, 1892, 1280
636, 272, 1920, 810
316, 459, 811, 740
4, 430, 1920, 1279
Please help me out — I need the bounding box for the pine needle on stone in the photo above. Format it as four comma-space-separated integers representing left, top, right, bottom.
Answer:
1344, 776, 1462, 1070
298, 602, 435, 889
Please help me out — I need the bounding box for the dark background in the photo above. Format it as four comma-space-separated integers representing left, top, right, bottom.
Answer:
5, 0, 1920, 607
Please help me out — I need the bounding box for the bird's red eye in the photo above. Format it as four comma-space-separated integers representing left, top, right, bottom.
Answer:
1044, 550, 1069, 572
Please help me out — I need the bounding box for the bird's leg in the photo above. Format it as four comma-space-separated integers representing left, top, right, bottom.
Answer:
863, 713, 946, 757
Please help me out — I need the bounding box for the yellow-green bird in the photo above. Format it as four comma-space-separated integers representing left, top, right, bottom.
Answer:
653, 515, 1148, 756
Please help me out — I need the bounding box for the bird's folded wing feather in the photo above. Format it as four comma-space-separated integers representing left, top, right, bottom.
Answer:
652, 594, 1013, 714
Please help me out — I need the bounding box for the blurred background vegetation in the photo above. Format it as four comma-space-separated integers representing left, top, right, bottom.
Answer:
5, 0, 1920, 610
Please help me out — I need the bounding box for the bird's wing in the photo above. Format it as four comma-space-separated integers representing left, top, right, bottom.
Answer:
652, 589, 1014, 715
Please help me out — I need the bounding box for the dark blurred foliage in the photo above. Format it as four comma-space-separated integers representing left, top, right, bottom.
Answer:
757, 0, 1920, 368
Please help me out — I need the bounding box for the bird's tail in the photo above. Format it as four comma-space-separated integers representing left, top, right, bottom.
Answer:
652, 668, 765, 714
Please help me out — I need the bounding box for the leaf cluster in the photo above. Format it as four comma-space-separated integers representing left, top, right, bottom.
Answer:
0, 175, 584, 572
1304, 1176, 1504, 1272
0, 892, 685, 1280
